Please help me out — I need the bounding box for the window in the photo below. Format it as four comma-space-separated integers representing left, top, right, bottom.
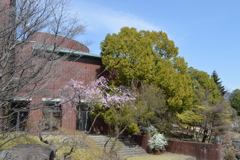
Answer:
8, 100, 29, 131
42, 100, 61, 131
76, 102, 90, 131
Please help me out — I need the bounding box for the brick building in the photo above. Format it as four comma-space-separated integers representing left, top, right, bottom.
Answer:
0, 0, 104, 132
1, 31, 103, 132
31, 32, 103, 132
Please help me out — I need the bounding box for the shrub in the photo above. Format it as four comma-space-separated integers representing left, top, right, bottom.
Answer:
126, 123, 140, 134
148, 133, 167, 151
144, 125, 158, 136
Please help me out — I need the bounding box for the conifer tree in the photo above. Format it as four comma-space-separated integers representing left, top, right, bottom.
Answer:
211, 70, 226, 97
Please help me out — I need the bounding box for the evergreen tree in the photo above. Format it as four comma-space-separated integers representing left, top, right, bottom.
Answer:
211, 70, 226, 97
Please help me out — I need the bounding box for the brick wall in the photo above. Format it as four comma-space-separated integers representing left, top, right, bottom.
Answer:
29, 97, 43, 132
29, 32, 90, 53
0, 1, 101, 132
132, 135, 152, 153
0, 0, 103, 132
132, 136, 223, 160
61, 103, 76, 130
31, 54, 103, 130
166, 140, 222, 160
26, 33, 103, 131
90, 117, 110, 135
1, 31, 103, 131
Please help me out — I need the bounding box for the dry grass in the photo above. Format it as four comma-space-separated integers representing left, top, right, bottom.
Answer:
0, 132, 46, 151
0, 130, 120, 160
126, 152, 195, 160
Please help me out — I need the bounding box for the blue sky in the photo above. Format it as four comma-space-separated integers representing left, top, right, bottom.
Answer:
70, 0, 240, 91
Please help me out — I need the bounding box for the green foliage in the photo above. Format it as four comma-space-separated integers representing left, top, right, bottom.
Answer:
101, 83, 167, 135
211, 70, 226, 97
153, 58, 193, 111
90, 106, 105, 118
135, 83, 170, 134
101, 27, 194, 112
126, 123, 140, 134
137, 83, 166, 116
229, 89, 240, 115
188, 67, 222, 105
103, 105, 134, 128
140, 30, 179, 59
101, 27, 156, 83
177, 110, 202, 127
101, 26, 178, 83
178, 102, 232, 142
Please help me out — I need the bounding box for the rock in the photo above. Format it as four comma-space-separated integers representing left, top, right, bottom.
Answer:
0, 144, 54, 160
236, 152, 240, 160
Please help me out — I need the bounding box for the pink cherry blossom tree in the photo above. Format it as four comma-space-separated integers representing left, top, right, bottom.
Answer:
61, 76, 136, 133
62, 76, 135, 108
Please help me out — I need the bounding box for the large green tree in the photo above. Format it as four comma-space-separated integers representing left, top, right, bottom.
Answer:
101, 27, 158, 84
188, 67, 222, 105
211, 70, 226, 97
100, 27, 179, 84
100, 27, 193, 112
229, 89, 240, 115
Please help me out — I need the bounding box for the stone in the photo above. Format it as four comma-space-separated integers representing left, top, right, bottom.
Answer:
0, 144, 54, 160
236, 152, 240, 160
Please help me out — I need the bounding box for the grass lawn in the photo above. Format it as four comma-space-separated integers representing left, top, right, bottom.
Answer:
126, 152, 195, 160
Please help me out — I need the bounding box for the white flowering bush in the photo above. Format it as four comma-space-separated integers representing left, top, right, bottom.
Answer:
148, 133, 167, 151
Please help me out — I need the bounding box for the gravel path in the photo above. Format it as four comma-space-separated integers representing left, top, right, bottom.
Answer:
126, 152, 196, 160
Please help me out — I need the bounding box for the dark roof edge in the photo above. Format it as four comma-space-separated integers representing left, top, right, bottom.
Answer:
32, 43, 101, 58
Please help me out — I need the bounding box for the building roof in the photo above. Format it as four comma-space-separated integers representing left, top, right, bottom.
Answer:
32, 43, 101, 58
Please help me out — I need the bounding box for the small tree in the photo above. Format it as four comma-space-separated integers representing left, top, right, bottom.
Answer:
62, 76, 136, 133
177, 102, 232, 143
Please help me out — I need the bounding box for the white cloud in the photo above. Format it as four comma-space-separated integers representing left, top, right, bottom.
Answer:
71, 0, 160, 33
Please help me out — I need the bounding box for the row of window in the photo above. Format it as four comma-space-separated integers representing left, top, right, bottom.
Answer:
4, 99, 61, 131
3, 98, 90, 132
